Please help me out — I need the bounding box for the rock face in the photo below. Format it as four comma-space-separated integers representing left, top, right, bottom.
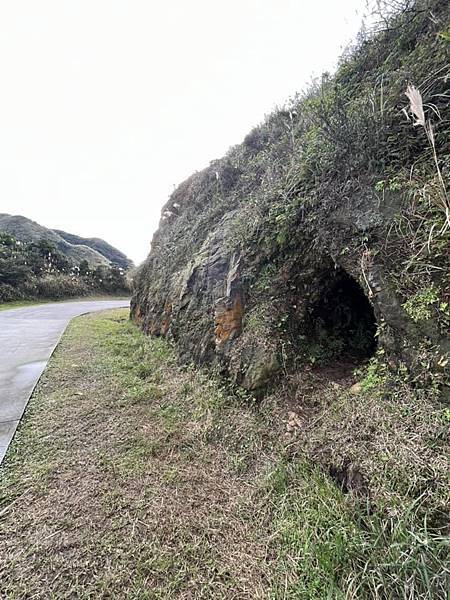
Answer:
132, 0, 449, 391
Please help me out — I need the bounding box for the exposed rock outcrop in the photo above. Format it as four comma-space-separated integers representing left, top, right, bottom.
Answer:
132, 0, 449, 391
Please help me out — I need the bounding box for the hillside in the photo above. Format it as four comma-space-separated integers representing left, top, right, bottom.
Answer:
131, 1, 449, 596
0, 214, 133, 268
0, 214, 131, 302
53, 229, 134, 270
132, 0, 449, 386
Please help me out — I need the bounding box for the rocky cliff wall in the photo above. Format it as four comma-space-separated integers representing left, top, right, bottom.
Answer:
132, 0, 449, 392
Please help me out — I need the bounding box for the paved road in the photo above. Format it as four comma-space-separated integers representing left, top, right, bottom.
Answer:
0, 300, 130, 463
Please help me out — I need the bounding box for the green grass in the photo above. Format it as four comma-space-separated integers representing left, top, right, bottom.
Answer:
266, 460, 449, 599
0, 294, 129, 312
0, 310, 447, 598
0, 299, 52, 311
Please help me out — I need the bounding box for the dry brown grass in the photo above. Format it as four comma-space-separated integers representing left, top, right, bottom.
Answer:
0, 310, 448, 598
405, 83, 449, 229
279, 362, 449, 514
0, 310, 276, 598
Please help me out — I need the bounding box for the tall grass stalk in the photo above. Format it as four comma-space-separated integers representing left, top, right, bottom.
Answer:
405, 83, 449, 231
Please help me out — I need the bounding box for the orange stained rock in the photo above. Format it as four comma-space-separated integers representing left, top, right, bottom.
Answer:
214, 295, 243, 345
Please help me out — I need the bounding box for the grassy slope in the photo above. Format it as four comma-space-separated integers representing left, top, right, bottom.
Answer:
0, 299, 51, 312
0, 214, 110, 267
54, 230, 134, 270
0, 310, 447, 598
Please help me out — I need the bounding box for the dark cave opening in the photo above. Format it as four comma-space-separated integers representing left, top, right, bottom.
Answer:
305, 268, 377, 364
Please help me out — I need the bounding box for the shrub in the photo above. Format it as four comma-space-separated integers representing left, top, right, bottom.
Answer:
0, 232, 130, 302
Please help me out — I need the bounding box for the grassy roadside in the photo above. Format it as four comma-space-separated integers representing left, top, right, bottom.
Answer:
0, 310, 447, 598
0, 295, 130, 312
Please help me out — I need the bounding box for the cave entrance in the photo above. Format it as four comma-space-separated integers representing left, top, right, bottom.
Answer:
305, 268, 377, 364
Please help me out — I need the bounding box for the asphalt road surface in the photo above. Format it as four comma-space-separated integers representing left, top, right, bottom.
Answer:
0, 300, 130, 464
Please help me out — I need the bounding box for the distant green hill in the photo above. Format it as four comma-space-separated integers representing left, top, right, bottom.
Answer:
53, 230, 133, 270
0, 214, 133, 269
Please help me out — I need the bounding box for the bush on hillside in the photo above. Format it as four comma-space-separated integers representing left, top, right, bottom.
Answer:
0, 232, 130, 302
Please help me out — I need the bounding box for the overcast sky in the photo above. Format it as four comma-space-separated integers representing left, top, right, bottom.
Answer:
0, 1, 368, 265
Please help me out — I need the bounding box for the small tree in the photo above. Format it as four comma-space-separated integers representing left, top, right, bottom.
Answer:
79, 259, 90, 276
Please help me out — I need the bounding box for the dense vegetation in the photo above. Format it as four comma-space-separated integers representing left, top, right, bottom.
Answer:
0, 213, 114, 267
0, 232, 129, 302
